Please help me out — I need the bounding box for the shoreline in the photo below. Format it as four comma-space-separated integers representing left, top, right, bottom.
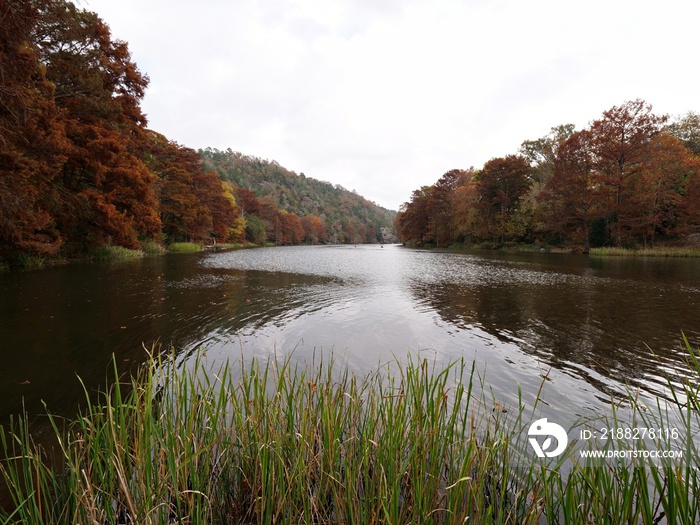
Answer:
402, 241, 700, 258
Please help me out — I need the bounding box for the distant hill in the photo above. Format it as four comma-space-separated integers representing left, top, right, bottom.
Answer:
200, 148, 397, 244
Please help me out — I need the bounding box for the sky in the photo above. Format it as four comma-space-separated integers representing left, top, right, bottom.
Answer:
78, 0, 699, 211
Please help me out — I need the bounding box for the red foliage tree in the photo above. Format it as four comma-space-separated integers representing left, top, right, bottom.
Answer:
301, 215, 327, 244
394, 186, 433, 245
588, 99, 667, 246
627, 133, 700, 244
34, 0, 160, 249
0, 0, 68, 257
539, 130, 600, 251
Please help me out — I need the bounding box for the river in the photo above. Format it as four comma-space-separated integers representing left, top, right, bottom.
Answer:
1, 244, 699, 431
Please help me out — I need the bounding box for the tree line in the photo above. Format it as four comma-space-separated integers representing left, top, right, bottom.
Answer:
200, 148, 395, 245
0, 0, 393, 267
395, 100, 700, 251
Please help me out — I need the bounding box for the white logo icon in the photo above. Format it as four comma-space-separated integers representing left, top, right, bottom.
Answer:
528, 418, 568, 458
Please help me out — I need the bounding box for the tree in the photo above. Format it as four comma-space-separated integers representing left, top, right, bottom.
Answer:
394, 186, 433, 245
0, 0, 68, 258
453, 176, 480, 243
475, 155, 531, 242
520, 124, 575, 182
32, 0, 160, 249
667, 111, 700, 156
245, 214, 266, 244
540, 130, 600, 250
589, 99, 667, 246
279, 212, 304, 245
627, 133, 700, 245
301, 215, 327, 244
428, 169, 470, 246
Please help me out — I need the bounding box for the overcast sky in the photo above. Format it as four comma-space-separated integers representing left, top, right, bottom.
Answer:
79, 0, 698, 211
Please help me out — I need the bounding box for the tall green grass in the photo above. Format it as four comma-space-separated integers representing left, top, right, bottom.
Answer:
168, 242, 202, 253
1, 342, 698, 524
88, 245, 145, 260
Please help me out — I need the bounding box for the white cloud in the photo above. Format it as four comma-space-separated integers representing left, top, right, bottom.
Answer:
79, 0, 700, 210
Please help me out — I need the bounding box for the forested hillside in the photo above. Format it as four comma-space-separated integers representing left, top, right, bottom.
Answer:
0, 0, 395, 268
200, 149, 396, 244
395, 100, 700, 251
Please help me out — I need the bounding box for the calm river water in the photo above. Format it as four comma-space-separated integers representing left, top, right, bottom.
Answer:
1, 245, 699, 430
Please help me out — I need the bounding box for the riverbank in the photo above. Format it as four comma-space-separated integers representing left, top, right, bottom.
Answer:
2, 342, 698, 524
0, 241, 258, 272
589, 246, 700, 257
407, 241, 700, 258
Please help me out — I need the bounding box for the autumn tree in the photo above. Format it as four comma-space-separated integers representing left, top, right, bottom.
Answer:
539, 130, 600, 250
475, 155, 531, 242
301, 215, 327, 244
626, 133, 700, 245
0, 0, 68, 258
394, 186, 433, 245
428, 169, 470, 246
278, 212, 304, 245
33, 0, 160, 249
452, 174, 480, 243
588, 99, 667, 246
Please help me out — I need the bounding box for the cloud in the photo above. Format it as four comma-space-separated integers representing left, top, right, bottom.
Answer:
80, 0, 700, 210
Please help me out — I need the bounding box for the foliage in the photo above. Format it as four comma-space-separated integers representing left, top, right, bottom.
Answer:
1, 0, 391, 268
0, 0, 243, 262
396, 100, 700, 250
200, 149, 396, 244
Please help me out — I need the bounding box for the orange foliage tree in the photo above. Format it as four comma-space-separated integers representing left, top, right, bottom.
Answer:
34, 0, 160, 249
396, 101, 700, 249
300, 215, 327, 244
0, 0, 68, 257
588, 99, 667, 246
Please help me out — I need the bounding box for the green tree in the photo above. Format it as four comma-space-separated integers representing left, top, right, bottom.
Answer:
520, 124, 575, 183
245, 214, 266, 244
667, 111, 700, 156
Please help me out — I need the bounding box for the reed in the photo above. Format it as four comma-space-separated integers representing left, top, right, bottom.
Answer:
1, 341, 698, 524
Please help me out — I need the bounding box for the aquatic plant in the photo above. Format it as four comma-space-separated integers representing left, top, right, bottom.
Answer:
1, 341, 698, 524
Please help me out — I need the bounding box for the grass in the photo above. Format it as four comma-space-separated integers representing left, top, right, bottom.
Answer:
1, 340, 698, 524
590, 246, 700, 257
141, 240, 168, 254
168, 242, 203, 253
88, 245, 145, 260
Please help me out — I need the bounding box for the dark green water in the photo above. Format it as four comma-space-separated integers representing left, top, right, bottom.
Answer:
1, 245, 699, 429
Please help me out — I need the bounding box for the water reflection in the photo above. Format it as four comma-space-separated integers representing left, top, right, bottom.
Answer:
405, 251, 700, 397
1, 245, 699, 430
